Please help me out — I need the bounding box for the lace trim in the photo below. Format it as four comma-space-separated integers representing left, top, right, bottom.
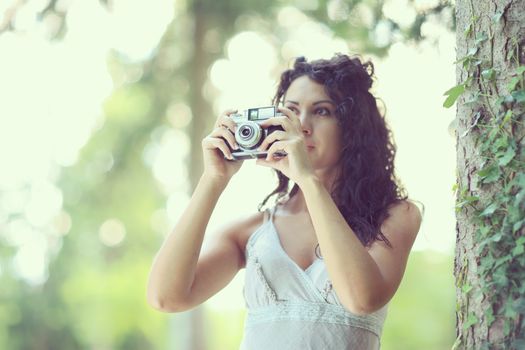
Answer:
251, 255, 278, 303
321, 280, 333, 302
245, 301, 385, 337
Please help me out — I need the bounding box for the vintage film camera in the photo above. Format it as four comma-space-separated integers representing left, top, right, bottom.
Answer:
225, 106, 287, 160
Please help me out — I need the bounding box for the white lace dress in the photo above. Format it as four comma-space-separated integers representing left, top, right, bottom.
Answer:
239, 205, 388, 350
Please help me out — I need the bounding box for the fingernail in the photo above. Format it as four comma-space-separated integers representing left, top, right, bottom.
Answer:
234, 144, 239, 150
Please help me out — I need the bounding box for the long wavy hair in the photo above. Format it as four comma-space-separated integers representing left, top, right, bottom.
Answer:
258, 54, 423, 252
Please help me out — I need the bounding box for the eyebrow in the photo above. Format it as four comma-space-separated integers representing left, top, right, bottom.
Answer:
285, 99, 336, 106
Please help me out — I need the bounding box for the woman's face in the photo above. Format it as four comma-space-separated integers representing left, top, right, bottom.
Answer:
283, 75, 343, 175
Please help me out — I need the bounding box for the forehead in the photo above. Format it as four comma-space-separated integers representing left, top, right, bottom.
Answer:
285, 75, 331, 101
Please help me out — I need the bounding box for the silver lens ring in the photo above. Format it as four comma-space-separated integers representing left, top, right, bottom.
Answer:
235, 121, 262, 149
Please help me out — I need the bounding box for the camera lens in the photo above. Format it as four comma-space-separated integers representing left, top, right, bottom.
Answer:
235, 122, 262, 149
240, 127, 252, 138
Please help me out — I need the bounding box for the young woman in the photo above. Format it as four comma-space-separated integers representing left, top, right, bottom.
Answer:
147, 54, 424, 349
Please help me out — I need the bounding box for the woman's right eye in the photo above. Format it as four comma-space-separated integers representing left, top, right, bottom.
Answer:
286, 105, 299, 114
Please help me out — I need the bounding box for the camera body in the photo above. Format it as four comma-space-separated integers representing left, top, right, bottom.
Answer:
227, 106, 286, 160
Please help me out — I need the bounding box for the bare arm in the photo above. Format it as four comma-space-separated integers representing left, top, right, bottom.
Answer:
146, 174, 229, 312
147, 109, 247, 312
300, 176, 422, 315
146, 173, 261, 313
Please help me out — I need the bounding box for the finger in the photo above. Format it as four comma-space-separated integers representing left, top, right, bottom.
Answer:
278, 106, 301, 129
257, 130, 286, 152
218, 115, 238, 132
215, 109, 238, 129
258, 116, 291, 130
265, 141, 288, 161
203, 137, 234, 160
220, 108, 237, 118
210, 127, 238, 150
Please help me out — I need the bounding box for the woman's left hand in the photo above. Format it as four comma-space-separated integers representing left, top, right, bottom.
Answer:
255, 107, 316, 186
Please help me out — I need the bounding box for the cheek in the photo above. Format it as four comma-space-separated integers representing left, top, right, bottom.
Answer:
325, 125, 343, 150
317, 124, 343, 160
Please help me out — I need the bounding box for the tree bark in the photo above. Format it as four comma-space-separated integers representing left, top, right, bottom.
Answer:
454, 0, 525, 349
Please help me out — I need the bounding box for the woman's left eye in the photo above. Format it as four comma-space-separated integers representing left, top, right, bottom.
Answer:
316, 108, 331, 116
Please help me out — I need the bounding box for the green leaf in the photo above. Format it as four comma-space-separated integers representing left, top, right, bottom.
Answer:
508, 76, 520, 91
491, 135, 508, 152
453, 55, 469, 64
479, 253, 495, 269
443, 84, 465, 108
504, 94, 515, 103
504, 307, 518, 320
497, 146, 516, 166
504, 301, 518, 318
479, 226, 490, 236
464, 92, 480, 105
504, 320, 512, 336
508, 203, 521, 221
463, 313, 478, 329
464, 22, 472, 36
500, 110, 513, 126
513, 244, 525, 257
515, 189, 525, 207
485, 308, 495, 326
467, 47, 478, 56
477, 238, 490, 251
481, 68, 495, 81
513, 236, 525, 257
491, 232, 503, 242
475, 33, 488, 45
477, 164, 501, 184
479, 202, 498, 217
517, 66, 525, 75
492, 267, 509, 285
515, 299, 525, 313
461, 284, 473, 294
516, 173, 525, 187
464, 196, 479, 203
457, 195, 479, 209
514, 220, 525, 233
492, 11, 503, 23
511, 90, 525, 103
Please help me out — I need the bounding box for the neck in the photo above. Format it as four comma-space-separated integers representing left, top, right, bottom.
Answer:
284, 167, 340, 214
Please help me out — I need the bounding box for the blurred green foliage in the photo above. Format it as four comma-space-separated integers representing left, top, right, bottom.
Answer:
381, 250, 455, 350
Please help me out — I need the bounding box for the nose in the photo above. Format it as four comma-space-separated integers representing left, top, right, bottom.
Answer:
299, 113, 312, 135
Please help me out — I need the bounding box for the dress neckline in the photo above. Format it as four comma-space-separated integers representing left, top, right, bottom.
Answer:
267, 206, 321, 275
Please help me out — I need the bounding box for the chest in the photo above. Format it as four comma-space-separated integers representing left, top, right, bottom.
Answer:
272, 214, 319, 271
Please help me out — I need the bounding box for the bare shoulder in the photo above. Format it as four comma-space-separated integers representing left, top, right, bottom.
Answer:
362, 199, 423, 311
374, 199, 423, 251
210, 210, 267, 267
386, 199, 423, 219
231, 210, 267, 250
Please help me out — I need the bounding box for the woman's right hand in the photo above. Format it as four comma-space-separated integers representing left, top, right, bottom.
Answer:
201, 109, 243, 182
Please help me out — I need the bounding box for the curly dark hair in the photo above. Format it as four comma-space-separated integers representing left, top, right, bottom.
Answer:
257, 53, 424, 252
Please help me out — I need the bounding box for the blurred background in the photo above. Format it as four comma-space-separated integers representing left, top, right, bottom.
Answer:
0, 0, 457, 349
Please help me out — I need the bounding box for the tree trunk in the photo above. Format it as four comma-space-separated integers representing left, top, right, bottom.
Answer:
454, 0, 525, 349
167, 1, 212, 348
